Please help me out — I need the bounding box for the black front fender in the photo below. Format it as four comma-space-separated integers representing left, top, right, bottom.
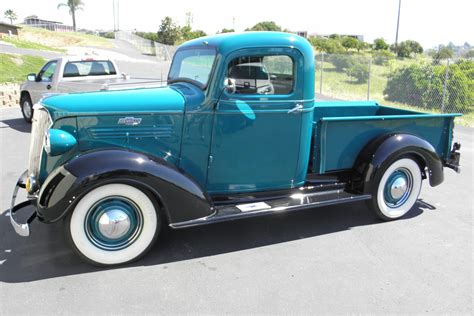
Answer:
37, 149, 213, 224
354, 133, 444, 193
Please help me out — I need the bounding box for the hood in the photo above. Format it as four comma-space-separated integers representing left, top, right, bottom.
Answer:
41, 87, 185, 120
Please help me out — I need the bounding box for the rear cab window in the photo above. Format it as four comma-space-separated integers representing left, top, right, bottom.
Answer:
63, 60, 117, 77
227, 55, 294, 95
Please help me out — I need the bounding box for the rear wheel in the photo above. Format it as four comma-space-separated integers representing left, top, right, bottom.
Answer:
66, 183, 160, 266
368, 157, 422, 220
20, 94, 33, 123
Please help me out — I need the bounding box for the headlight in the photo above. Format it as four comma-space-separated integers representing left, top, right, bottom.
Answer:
44, 129, 77, 156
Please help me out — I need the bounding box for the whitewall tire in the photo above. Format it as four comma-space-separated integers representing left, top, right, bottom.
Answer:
66, 183, 160, 265
369, 158, 423, 220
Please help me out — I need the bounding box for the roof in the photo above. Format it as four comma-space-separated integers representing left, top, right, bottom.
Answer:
24, 16, 64, 25
0, 22, 21, 29
178, 31, 314, 60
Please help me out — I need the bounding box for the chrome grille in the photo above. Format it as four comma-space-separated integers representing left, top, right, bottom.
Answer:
28, 106, 50, 179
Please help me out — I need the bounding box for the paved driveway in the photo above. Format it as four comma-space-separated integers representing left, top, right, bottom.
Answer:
0, 107, 472, 314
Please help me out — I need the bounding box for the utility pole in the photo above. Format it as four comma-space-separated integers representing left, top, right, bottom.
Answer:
112, 0, 116, 31
395, 0, 401, 48
117, 0, 120, 31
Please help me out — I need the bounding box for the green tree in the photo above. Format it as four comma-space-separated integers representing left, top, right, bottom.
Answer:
57, 0, 84, 31
463, 50, 474, 58
341, 36, 359, 51
373, 38, 389, 50
356, 40, 368, 52
309, 36, 344, 54
178, 13, 206, 42
219, 28, 235, 33
406, 40, 423, 55
246, 21, 281, 32
4, 9, 17, 25
391, 40, 423, 57
435, 46, 454, 60
157, 16, 180, 45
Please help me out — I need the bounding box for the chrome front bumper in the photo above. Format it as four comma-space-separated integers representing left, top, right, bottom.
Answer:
9, 170, 37, 237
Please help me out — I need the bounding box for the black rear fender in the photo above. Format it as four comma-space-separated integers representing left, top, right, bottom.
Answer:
37, 149, 213, 224
354, 133, 444, 193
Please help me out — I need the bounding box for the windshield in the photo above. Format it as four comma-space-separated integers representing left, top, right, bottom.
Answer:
168, 48, 216, 88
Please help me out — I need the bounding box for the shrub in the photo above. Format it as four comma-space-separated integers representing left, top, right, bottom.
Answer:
101, 32, 115, 39
372, 50, 395, 65
384, 61, 474, 113
327, 54, 354, 71
347, 63, 369, 83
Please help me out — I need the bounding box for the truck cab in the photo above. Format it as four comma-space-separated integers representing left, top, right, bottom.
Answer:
9, 32, 462, 266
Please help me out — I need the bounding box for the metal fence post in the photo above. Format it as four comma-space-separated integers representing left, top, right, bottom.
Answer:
367, 57, 372, 100
441, 59, 450, 113
319, 53, 324, 94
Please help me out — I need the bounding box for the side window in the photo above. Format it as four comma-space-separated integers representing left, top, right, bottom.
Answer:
38, 61, 57, 82
227, 55, 294, 95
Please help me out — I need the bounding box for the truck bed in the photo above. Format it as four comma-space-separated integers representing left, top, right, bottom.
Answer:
311, 101, 461, 174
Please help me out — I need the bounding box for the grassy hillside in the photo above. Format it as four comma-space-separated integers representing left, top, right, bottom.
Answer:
0, 53, 46, 83
7, 26, 113, 50
1, 36, 65, 52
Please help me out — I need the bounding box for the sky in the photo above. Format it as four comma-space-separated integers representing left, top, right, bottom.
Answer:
1, 0, 473, 48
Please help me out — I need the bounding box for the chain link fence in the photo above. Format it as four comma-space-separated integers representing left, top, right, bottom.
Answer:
315, 53, 474, 115
115, 31, 177, 61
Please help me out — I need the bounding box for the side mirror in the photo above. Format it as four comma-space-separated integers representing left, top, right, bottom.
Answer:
224, 78, 236, 94
270, 74, 277, 80
27, 73, 37, 82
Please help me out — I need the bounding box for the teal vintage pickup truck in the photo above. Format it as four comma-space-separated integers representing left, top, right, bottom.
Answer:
10, 32, 462, 266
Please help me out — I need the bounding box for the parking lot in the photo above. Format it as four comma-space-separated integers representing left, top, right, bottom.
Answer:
0, 107, 472, 314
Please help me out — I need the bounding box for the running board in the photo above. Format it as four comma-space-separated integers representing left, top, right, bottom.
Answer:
170, 190, 371, 229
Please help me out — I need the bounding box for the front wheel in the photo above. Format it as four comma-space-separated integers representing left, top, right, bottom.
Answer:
20, 94, 33, 123
66, 183, 160, 266
368, 157, 423, 220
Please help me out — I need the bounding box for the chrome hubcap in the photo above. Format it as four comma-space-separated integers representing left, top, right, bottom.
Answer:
84, 196, 143, 250
384, 168, 413, 208
98, 209, 131, 239
390, 177, 408, 200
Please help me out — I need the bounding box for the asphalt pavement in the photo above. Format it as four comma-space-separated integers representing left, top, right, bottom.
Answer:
0, 107, 472, 314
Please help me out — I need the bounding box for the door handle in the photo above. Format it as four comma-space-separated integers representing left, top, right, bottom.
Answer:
288, 103, 303, 114
46, 84, 52, 90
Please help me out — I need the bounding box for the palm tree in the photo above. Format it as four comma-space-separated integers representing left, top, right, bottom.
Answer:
57, 0, 84, 32
4, 9, 17, 25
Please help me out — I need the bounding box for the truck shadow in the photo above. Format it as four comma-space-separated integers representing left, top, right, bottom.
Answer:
0, 200, 433, 283
0, 118, 31, 133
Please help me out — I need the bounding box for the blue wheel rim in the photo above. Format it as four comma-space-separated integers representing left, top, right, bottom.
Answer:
383, 168, 413, 208
84, 196, 143, 251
